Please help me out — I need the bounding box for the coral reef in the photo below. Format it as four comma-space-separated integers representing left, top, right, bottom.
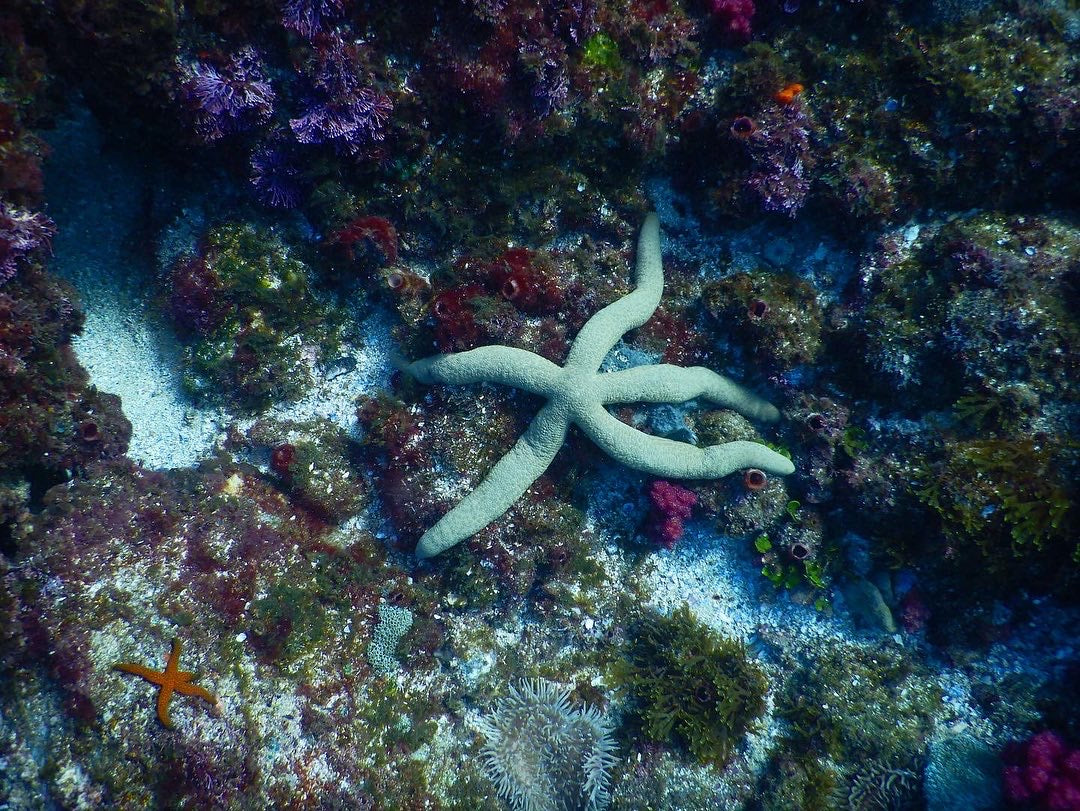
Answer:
2, 0, 1080, 806
1002, 730, 1080, 811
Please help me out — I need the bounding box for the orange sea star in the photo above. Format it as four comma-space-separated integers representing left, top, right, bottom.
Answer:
115, 638, 218, 728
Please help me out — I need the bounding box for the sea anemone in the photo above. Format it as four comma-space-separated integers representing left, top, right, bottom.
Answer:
477, 679, 617, 811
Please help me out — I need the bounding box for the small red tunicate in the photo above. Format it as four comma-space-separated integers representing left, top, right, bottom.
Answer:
744, 468, 768, 490
468, 247, 564, 315
270, 443, 296, 476
432, 284, 485, 350
731, 116, 757, 139
502, 276, 522, 300
789, 542, 810, 560
807, 413, 826, 432
78, 420, 100, 443
748, 299, 769, 318
384, 269, 427, 295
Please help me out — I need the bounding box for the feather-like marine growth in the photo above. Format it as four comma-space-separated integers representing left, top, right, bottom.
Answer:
477, 679, 618, 811
0, 199, 54, 285
177, 47, 275, 143
280, 0, 348, 40
289, 35, 392, 155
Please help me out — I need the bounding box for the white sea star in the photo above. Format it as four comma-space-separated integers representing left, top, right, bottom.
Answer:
405, 213, 795, 559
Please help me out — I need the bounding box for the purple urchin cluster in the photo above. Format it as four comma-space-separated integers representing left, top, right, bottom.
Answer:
177, 47, 276, 143
0, 198, 55, 286
289, 36, 392, 155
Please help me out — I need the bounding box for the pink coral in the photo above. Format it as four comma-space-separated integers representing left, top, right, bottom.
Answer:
1003, 731, 1080, 811
648, 480, 697, 549
710, 0, 754, 42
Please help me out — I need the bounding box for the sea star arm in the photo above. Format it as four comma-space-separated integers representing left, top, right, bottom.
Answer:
598, 364, 782, 423
576, 403, 795, 478
416, 403, 569, 559
115, 662, 163, 682
405, 346, 562, 397
564, 212, 664, 371
175, 682, 217, 701
157, 686, 177, 728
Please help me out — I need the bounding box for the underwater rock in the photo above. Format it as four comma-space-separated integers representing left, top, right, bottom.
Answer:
925, 732, 1002, 811
840, 577, 897, 633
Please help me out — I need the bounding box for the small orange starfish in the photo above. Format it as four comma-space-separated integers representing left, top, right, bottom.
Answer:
115, 638, 217, 729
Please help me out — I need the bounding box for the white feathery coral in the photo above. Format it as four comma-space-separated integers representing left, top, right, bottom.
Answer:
477, 679, 618, 811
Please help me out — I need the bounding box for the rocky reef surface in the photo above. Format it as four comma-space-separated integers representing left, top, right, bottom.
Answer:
1, 0, 1077, 808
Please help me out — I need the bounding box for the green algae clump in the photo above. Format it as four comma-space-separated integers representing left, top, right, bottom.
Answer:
616, 604, 767, 767
582, 33, 622, 73
778, 644, 940, 765
917, 437, 1078, 569
170, 222, 343, 411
